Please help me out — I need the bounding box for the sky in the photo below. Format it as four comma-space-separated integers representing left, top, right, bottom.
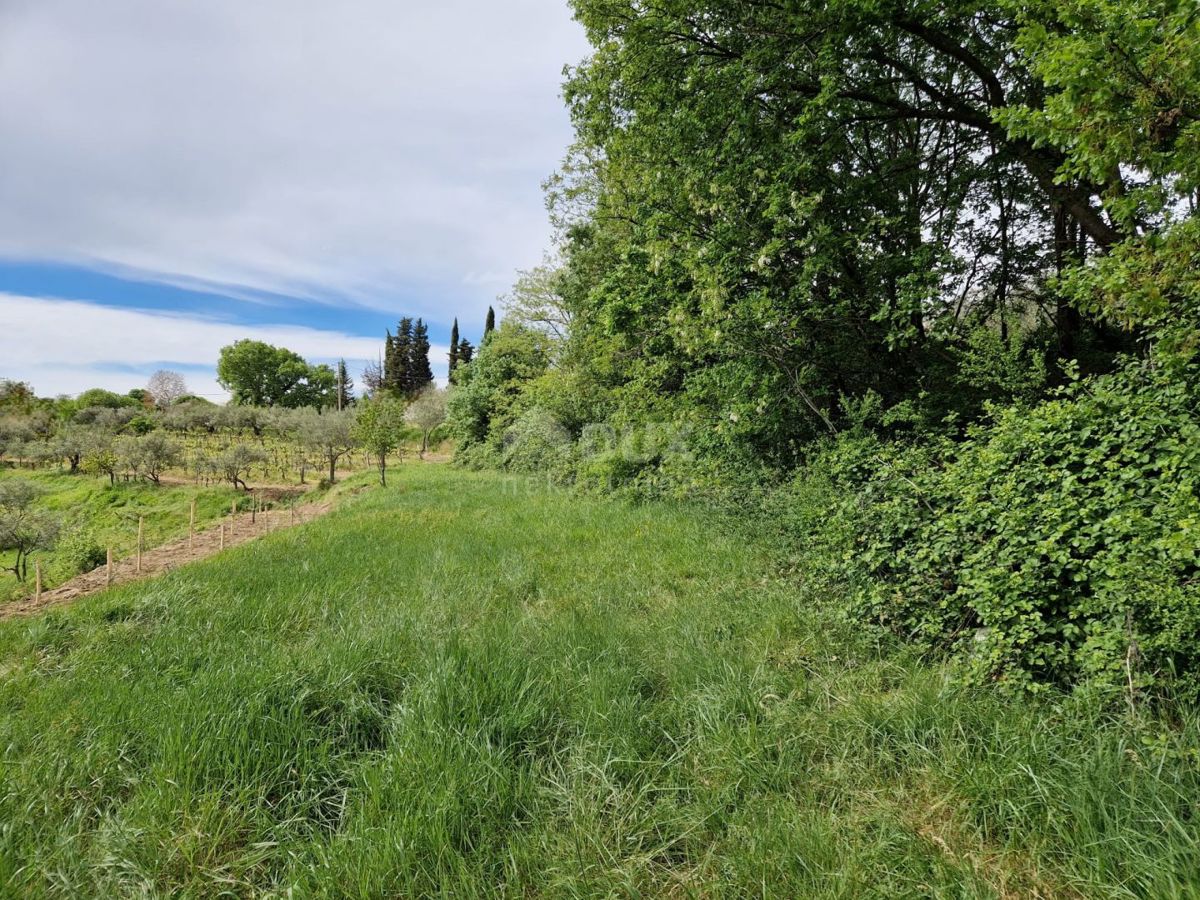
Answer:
0, 0, 590, 399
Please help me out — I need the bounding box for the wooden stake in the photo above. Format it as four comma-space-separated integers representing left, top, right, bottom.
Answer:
106, 548, 113, 585
189, 498, 196, 551
219, 523, 225, 550
136, 516, 144, 574
251, 496, 257, 524
34, 560, 41, 601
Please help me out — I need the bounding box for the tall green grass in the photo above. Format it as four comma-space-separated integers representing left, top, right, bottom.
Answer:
0, 466, 1197, 896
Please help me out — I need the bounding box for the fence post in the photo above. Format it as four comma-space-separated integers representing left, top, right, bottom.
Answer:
252, 495, 257, 524
136, 516, 144, 574
35, 560, 41, 601
106, 548, 113, 586
219, 523, 225, 550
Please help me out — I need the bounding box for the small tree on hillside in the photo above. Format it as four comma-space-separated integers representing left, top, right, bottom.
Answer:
82, 431, 120, 486
214, 444, 266, 491
353, 396, 407, 485
0, 480, 59, 582
52, 425, 90, 474
301, 409, 356, 484
124, 432, 182, 484
404, 386, 448, 459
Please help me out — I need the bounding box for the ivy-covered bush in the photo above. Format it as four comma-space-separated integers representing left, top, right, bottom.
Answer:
833, 361, 1200, 700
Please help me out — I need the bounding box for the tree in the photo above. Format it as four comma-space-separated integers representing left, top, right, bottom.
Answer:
457, 339, 474, 369
300, 409, 356, 484
0, 380, 35, 413
0, 480, 58, 582
404, 386, 448, 458
385, 319, 414, 395
409, 319, 434, 397
361, 359, 384, 399
446, 324, 552, 447
122, 432, 181, 484
449, 318, 460, 374
214, 444, 266, 491
147, 370, 189, 407
484, 306, 496, 339
501, 257, 572, 344
353, 396, 407, 485
75, 388, 138, 410
52, 425, 90, 474
82, 431, 120, 486
336, 359, 354, 410
216, 340, 333, 408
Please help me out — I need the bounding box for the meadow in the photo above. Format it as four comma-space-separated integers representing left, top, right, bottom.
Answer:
1, 464, 1197, 897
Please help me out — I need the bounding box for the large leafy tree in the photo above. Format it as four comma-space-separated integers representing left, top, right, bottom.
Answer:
559, 0, 1196, 459
216, 340, 336, 408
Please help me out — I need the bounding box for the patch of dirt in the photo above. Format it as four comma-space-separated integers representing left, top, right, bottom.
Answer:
0, 497, 334, 622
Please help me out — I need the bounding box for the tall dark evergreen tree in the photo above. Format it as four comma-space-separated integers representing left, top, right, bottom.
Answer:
382, 331, 397, 393
457, 339, 474, 367
336, 359, 354, 410
448, 318, 460, 374
388, 318, 414, 395
409, 318, 434, 397
484, 306, 496, 339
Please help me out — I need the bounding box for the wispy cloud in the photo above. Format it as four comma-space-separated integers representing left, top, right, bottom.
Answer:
0, 0, 587, 322
1, 294, 451, 399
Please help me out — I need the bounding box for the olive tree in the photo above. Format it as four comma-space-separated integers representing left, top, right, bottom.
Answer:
300, 409, 356, 484
353, 396, 406, 485
0, 480, 59, 582
122, 432, 181, 484
404, 386, 447, 459
213, 444, 266, 491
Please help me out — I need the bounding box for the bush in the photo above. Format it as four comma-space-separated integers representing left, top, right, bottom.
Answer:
835, 360, 1200, 701
57, 525, 107, 574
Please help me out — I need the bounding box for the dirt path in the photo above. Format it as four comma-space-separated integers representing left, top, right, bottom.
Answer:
0, 497, 334, 621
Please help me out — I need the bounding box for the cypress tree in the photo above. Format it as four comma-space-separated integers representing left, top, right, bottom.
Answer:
409, 318, 434, 397
336, 359, 354, 410
448, 318, 460, 373
393, 317, 414, 396
484, 306, 496, 339
382, 331, 397, 392
457, 338, 474, 366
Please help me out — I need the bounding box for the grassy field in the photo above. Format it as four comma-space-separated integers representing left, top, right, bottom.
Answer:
0, 468, 267, 601
0, 465, 1198, 896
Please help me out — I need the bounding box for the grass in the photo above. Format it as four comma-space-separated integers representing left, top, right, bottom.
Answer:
0, 464, 1198, 896
0, 467, 263, 600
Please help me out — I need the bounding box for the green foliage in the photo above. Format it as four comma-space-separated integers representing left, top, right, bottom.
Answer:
353, 396, 407, 485
216, 340, 335, 409
446, 323, 552, 448
818, 362, 1200, 699
55, 523, 107, 575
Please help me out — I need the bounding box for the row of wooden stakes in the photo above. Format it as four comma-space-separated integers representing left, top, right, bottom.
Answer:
30, 496, 301, 603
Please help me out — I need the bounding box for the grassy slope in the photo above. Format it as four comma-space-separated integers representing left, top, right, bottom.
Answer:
0, 465, 1197, 897
0, 468, 260, 601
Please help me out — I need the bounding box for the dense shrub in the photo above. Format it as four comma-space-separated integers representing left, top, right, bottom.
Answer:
831, 361, 1200, 700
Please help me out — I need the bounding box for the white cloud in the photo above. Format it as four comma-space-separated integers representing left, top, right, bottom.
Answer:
0, 0, 588, 320
0, 294, 448, 399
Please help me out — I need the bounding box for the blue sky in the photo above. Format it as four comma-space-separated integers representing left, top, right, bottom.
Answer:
0, 0, 588, 398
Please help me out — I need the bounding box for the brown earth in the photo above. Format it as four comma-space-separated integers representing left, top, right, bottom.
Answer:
0, 496, 334, 622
